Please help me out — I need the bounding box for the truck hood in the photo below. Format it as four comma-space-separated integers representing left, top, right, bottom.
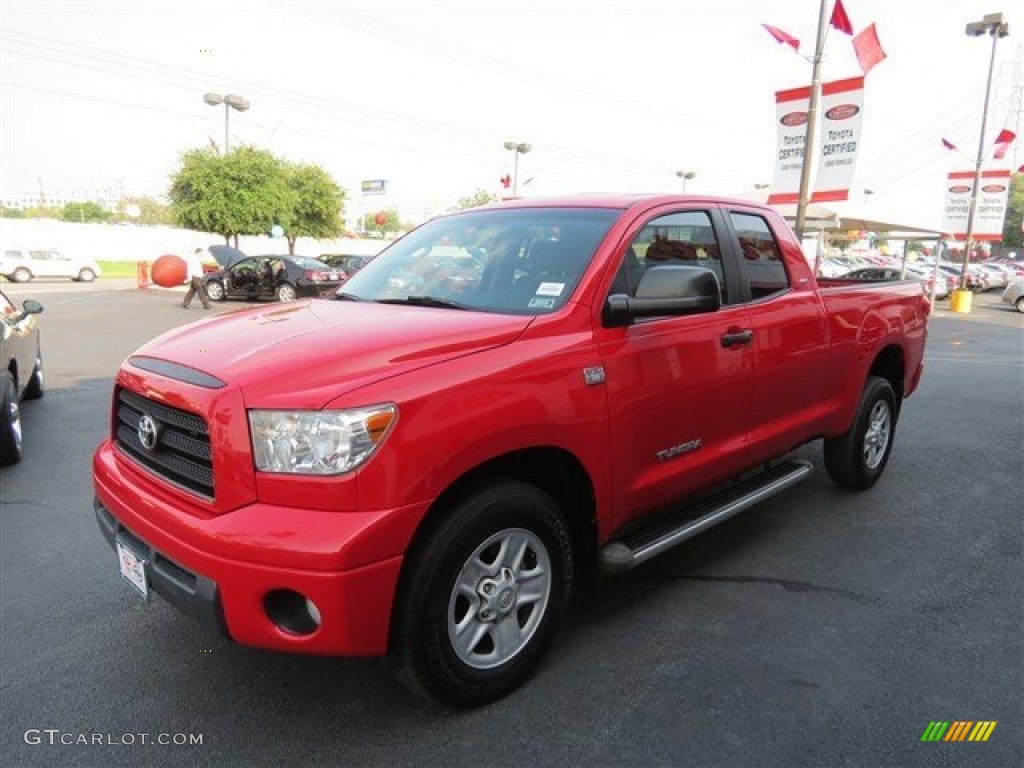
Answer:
131, 300, 533, 407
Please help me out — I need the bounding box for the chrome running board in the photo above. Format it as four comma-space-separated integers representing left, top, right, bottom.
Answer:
599, 459, 814, 573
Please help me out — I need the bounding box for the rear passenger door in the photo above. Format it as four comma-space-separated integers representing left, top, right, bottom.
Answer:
594, 207, 757, 530
721, 207, 830, 462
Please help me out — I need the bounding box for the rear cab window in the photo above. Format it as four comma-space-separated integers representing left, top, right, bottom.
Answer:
728, 212, 791, 301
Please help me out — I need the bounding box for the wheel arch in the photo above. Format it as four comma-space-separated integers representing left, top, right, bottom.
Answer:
868, 343, 905, 406
390, 446, 598, 640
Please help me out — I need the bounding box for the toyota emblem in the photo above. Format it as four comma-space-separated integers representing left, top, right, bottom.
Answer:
137, 414, 160, 452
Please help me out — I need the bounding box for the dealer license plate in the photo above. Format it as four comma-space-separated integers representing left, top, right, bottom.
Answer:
116, 538, 149, 601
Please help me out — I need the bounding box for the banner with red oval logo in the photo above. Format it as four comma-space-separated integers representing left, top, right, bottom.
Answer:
769, 77, 864, 205
812, 78, 865, 202
941, 170, 1011, 240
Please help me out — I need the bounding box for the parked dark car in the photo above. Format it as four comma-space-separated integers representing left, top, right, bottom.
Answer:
1, 290, 44, 465
203, 249, 344, 302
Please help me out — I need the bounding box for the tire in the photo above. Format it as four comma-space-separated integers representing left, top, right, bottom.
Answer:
824, 376, 898, 490
23, 354, 43, 400
12, 267, 31, 283
390, 479, 574, 707
77, 268, 96, 282
1015, 297, 1024, 314
275, 283, 297, 302
0, 374, 23, 466
205, 280, 226, 301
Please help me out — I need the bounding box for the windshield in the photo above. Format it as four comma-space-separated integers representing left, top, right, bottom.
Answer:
338, 207, 620, 314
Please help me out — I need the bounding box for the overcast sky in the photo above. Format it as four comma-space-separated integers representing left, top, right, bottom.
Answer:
0, 0, 1019, 224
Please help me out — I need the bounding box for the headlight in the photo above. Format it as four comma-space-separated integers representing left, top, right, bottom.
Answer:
248, 405, 397, 475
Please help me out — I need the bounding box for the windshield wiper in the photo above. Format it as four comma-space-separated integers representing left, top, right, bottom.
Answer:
333, 292, 364, 301
377, 295, 477, 311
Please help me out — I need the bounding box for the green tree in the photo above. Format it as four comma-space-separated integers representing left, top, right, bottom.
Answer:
1001, 172, 1023, 249
279, 163, 345, 255
61, 201, 110, 223
114, 196, 173, 226
168, 146, 292, 246
363, 209, 401, 236
453, 187, 497, 210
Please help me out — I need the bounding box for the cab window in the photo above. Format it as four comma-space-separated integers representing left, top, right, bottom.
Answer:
729, 212, 790, 300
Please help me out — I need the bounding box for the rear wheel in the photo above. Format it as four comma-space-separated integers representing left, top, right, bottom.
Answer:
824, 376, 897, 490
1015, 297, 1024, 314
11, 267, 31, 283
275, 283, 297, 302
390, 479, 573, 707
0, 374, 23, 466
205, 280, 226, 301
77, 268, 96, 282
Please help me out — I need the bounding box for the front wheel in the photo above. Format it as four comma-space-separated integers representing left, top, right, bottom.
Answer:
77, 268, 96, 282
275, 283, 297, 302
11, 267, 31, 283
205, 280, 226, 301
824, 376, 897, 490
390, 479, 574, 707
23, 355, 44, 400
0, 374, 23, 466
1015, 297, 1024, 314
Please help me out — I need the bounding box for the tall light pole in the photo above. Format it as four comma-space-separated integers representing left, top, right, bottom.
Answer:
203, 92, 250, 154
676, 170, 696, 193
960, 13, 1010, 292
794, 0, 830, 240
503, 141, 531, 196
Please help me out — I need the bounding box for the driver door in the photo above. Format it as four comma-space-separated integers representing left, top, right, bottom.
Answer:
594, 207, 756, 531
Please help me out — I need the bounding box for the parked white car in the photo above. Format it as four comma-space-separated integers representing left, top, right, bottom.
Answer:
1002, 278, 1024, 313
0, 249, 101, 283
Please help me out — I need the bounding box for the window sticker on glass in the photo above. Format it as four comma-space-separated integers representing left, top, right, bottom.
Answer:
528, 297, 556, 309
536, 282, 565, 297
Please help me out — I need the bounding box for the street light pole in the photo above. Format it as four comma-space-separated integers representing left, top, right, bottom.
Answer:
960, 13, 1009, 292
794, 0, 829, 240
676, 170, 696, 193
203, 92, 251, 154
503, 141, 532, 196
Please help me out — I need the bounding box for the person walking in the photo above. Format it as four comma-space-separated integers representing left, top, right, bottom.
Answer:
182, 248, 212, 309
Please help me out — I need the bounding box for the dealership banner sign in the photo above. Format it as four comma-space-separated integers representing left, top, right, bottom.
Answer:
768, 85, 810, 205
768, 77, 865, 205
940, 170, 1011, 241
811, 77, 864, 202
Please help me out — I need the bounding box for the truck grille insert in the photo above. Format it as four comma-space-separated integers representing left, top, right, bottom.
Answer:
114, 388, 214, 498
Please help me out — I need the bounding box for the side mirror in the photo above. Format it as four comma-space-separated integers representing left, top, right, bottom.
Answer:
604, 265, 720, 327
10, 299, 44, 323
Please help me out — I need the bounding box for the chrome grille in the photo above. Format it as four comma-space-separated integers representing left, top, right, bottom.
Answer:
114, 388, 214, 498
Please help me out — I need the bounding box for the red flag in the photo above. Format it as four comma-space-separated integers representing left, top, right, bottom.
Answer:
500, 175, 511, 189
762, 23, 800, 52
853, 23, 886, 75
993, 128, 1016, 159
830, 0, 854, 35
942, 138, 957, 151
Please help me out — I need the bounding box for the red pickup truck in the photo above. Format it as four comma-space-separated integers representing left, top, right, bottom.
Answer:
93, 195, 928, 706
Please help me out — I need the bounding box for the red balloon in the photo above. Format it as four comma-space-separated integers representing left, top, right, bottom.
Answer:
151, 254, 187, 288
374, 212, 387, 227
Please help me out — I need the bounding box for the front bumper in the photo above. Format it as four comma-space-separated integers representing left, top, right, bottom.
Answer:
93, 439, 429, 656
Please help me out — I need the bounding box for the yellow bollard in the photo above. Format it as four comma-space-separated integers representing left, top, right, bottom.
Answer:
949, 289, 973, 314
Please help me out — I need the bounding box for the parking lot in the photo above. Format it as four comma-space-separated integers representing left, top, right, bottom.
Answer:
1, 282, 1021, 767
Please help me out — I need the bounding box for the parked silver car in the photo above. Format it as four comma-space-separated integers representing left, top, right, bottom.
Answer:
1001, 278, 1024, 313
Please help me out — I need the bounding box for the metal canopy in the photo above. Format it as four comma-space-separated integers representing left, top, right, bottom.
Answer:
744, 195, 948, 240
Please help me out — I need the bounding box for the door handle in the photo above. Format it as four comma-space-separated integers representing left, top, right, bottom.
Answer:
720, 329, 754, 347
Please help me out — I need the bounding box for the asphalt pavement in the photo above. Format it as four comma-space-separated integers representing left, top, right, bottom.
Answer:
1, 284, 1021, 767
